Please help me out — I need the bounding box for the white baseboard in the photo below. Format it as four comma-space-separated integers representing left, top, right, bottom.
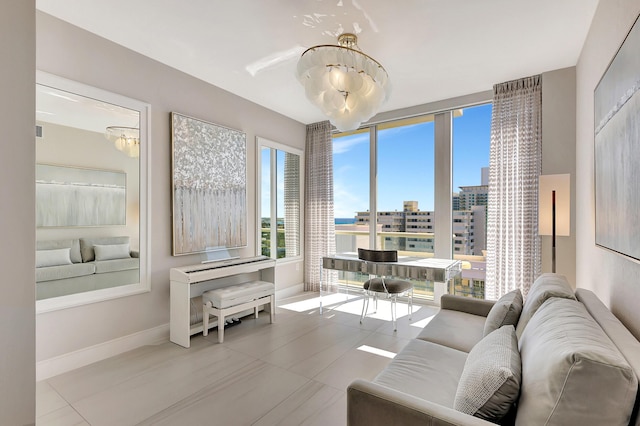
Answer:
276, 283, 304, 300
37, 323, 169, 381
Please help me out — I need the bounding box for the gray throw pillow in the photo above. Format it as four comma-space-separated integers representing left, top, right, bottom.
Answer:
483, 289, 523, 336
94, 243, 131, 261
454, 325, 521, 422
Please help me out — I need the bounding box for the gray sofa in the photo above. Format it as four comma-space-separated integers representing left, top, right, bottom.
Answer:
348, 273, 640, 425
36, 236, 139, 299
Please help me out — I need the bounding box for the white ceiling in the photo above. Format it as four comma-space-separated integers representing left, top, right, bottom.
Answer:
36, 0, 600, 125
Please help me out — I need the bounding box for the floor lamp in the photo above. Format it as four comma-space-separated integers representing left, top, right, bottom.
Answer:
538, 174, 570, 273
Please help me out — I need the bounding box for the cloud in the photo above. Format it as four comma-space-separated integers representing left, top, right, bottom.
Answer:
333, 133, 369, 154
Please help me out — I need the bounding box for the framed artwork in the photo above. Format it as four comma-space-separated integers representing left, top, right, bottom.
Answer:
594, 13, 640, 261
171, 112, 247, 255
36, 164, 126, 227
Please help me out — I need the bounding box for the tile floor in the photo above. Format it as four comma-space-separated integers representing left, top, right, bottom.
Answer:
36, 292, 439, 426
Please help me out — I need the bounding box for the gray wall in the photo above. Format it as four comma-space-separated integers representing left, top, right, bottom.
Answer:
541, 67, 577, 286
0, 1, 36, 424
36, 12, 306, 361
576, 0, 640, 339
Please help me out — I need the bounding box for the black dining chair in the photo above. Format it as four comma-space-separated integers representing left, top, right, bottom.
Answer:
358, 248, 413, 331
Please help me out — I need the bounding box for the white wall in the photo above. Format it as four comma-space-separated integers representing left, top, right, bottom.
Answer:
541, 67, 577, 286
576, 0, 640, 338
0, 1, 36, 424
36, 12, 305, 362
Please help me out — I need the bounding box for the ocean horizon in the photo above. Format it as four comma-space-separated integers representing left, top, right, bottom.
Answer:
335, 217, 356, 225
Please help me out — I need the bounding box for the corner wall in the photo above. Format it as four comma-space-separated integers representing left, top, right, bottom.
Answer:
541, 67, 577, 287
35, 12, 305, 362
576, 0, 640, 338
0, 1, 36, 424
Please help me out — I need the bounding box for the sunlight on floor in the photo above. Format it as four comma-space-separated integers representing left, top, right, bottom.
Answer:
279, 293, 361, 312
356, 345, 397, 359
410, 315, 436, 328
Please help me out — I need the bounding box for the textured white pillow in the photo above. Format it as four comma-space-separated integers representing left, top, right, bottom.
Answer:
454, 325, 521, 422
94, 243, 130, 261
36, 248, 72, 268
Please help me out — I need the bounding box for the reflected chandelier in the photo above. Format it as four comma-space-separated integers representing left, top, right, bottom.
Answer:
296, 33, 390, 132
105, 126, 140, 158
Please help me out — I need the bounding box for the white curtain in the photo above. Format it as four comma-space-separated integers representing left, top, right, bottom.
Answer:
284, 152, 300, 257
304, 121, 336, 291
486, 75, 542, 299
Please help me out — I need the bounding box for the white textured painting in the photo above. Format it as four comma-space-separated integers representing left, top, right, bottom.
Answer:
171, 113, 247, 255
36, 164, 126, 227
594, 14, 640, 261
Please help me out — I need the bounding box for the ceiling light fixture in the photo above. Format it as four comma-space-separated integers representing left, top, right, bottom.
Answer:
105, 126, 140, 158
296, 33, 390, 132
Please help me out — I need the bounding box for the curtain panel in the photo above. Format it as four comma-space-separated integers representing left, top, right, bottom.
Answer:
304, 121, 336, 291
486, 75, 542, 299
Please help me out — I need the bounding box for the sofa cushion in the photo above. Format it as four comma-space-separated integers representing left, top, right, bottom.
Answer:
36, 248, 72, 268
483, 289, 523, 336
94, 243, 131, 261
36, 263, 96, 283
515, 273, 575, 338
36, 239, 82, 263
416, 309, 486, 353
517, 297, 638, 425
374, 339, 468, 408
94, 258, 139, 274
454, 325, 521, 422
80, 236, 130, 262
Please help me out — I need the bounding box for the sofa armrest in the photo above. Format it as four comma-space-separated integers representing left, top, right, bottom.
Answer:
348, 379, 493, 426
441, 294, 495, 317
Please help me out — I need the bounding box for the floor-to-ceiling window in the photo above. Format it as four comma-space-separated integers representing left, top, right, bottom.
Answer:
452, 103, 492, 298
332, 102, 492, 300
258, 138, 303, 260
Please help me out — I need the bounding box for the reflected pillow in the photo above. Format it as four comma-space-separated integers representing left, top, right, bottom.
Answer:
94, 243, 131, 261
36, 248, 72, 268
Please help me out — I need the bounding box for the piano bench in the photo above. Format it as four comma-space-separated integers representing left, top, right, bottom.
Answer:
202, 281, 275, 343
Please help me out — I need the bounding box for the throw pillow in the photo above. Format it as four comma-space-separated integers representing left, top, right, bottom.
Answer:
94, 243, 131, 261
454, 325, 521, 422
483, 289, 523, 336
36, 248, 72, 268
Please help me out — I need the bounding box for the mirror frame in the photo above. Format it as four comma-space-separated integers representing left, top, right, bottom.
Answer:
256, 136, 304, 263
36, 71, 151, 313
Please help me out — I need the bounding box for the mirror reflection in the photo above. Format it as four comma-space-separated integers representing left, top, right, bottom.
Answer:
35, 84, 140, 300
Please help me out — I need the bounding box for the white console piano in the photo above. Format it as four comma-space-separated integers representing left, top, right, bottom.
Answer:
170, 256, 276, 348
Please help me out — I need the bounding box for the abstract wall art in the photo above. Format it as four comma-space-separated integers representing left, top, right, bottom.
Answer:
171, 112, 247, 255
594, 13, 640, 261
36, 164, 126, 227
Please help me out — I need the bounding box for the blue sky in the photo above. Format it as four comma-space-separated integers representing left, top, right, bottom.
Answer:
333, 103, 492, 217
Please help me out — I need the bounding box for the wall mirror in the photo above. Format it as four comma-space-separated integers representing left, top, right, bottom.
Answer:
36, 71, 150, 312
257, 137, 303, 260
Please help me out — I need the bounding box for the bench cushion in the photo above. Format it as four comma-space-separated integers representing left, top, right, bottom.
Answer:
516, 273, 575, 338
203, 281, 274, 309
416, 309, 486, 353
374, 339, 468, 408
36, 263, 95, 283
517, 297, 638, 425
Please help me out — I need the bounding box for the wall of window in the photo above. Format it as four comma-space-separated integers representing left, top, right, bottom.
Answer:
332, 101, 492, 299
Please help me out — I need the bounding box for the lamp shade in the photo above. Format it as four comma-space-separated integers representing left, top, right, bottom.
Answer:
538, 174, 570, 236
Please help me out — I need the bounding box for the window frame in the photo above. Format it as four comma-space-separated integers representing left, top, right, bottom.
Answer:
256, 137, 304, 263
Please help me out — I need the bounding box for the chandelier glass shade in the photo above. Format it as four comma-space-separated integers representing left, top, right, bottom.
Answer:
105, 126, 140, 158
296, 33, 390, 132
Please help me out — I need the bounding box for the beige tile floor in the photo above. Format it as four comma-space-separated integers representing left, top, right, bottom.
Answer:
36, 292, 439, 426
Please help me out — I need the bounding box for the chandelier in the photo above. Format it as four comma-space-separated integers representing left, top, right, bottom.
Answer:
296, 33, 390, 132
104, 126, 140, 158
